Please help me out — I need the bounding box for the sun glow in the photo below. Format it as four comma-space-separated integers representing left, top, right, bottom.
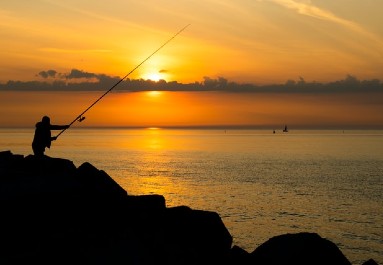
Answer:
143, 72, 163, 82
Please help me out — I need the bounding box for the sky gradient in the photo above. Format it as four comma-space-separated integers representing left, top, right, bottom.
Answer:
1, 0, 383, 128
1, 0, 383, 84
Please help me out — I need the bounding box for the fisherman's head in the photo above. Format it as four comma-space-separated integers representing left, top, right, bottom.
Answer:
42, 116, 50, 125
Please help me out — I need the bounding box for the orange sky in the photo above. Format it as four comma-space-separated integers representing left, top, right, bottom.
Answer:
1, 0, 383, 84
1, 1, 383, 128
1, 91, 382, 129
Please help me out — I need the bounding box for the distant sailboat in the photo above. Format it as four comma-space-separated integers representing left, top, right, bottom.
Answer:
283, 125, 288, 132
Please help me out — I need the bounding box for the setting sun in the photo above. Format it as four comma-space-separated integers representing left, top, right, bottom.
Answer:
142, 72, 163, 82
141, 67, 168, 82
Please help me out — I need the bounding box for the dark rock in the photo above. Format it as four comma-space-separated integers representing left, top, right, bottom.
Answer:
0, 152, 130, 263
76, 161, 127, 200
0, 151, 234, 264
162, 206, 233, 264
0, 153, 78, 201
0, 150, 24, 161
126, 194, 166, 213
250, 232, 351, 265
24, 154, 77, 176
3, 151, 372, 265
362, 259, 379, 265
0, 150, 24, 176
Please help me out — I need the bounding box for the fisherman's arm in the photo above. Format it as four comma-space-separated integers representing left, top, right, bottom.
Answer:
50, 124, 70, 130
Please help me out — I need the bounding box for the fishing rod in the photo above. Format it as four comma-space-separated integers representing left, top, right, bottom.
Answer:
55, 24, 190, 139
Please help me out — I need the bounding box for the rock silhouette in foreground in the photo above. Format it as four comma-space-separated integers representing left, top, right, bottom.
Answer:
0, 151, 379, 265
250, 233, 351, 265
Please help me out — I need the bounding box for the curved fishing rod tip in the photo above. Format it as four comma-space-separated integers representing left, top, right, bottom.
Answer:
78, 116, 86, 122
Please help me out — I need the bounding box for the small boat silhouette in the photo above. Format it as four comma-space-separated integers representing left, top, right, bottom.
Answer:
283, 125, 288, 132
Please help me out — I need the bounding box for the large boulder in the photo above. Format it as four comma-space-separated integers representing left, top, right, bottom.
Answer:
0, 152, 78, 200
75, 161, 127, 200
0, 151, 127, 202
162, 206, 233, 264
250, 232, 351, 265
0, 151, 131, 263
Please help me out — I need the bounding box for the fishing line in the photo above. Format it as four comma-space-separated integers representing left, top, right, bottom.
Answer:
55, 24, 190, 139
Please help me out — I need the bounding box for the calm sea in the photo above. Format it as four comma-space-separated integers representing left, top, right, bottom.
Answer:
1, 128, 382, 264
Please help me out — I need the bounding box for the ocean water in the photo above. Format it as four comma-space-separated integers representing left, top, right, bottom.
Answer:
1, 128, 382, 264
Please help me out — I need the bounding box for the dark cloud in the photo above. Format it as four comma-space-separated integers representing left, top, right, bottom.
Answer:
2, 71, 383, 94
37, 69, 96, 80
66, 69, 97, 79
203, 76, 228, 89
38, 69, 57, 78
159, 69, 168, 73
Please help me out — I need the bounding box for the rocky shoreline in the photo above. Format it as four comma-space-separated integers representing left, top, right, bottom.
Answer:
0, 151, 379, 265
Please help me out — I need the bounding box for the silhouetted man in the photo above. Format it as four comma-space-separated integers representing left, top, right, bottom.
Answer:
32, 116, 69, 156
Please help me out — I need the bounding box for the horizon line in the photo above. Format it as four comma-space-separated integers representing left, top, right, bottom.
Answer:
2, 125, 383, 130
